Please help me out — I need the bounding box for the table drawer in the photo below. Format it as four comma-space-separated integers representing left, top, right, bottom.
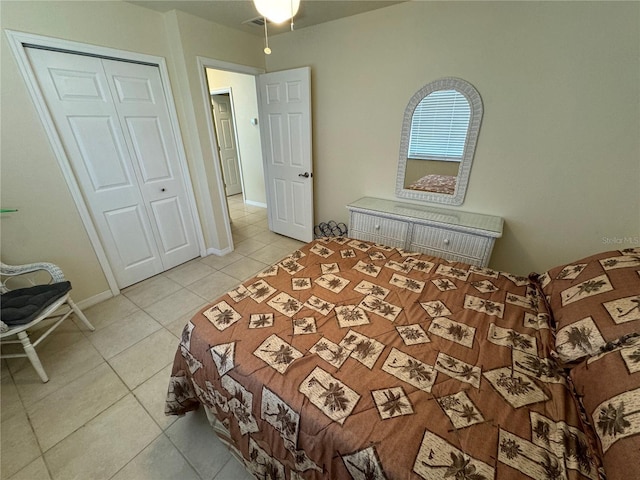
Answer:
411, 224, 491, 260
350, 230, 407, 249
350, 212, 409, 241
410, 245, 485, 266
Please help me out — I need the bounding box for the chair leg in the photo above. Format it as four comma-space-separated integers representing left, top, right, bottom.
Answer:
17, 331, 49, 383
67, 297, 95, 332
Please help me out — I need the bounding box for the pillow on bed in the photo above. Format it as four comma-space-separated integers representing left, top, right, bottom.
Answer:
537, 248, 640, 364
569, 336, 640, 480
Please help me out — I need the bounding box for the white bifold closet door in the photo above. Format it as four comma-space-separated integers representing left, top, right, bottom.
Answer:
26, 47, 199, 289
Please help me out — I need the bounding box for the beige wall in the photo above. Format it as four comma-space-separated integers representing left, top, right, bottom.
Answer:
0, 0, 171, 303
0, 1, 263, 303
207, 69, 266, 206
2, 1, 638, 305
266, 1, 640, 274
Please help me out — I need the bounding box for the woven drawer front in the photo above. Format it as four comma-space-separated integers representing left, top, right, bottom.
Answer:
410, 246, 485, 266
350, 230, 406, 249
411, 224, 490, 260
350, 212, 409, 240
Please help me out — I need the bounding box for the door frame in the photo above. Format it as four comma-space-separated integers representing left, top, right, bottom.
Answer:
210, 88, 246, 199
6, 30, 207, 296
196, 56, 265, 251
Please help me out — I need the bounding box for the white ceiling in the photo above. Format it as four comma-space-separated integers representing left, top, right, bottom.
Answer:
127, 0, 404, 36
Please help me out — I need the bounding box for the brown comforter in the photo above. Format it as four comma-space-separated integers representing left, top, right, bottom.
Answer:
165, 238, 601, 480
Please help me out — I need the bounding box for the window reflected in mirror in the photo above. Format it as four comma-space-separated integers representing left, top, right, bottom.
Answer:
396, 78, 483, 205
408, 89, 470, 161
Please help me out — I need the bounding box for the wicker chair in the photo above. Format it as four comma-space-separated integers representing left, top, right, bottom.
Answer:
0, 262, 95, 382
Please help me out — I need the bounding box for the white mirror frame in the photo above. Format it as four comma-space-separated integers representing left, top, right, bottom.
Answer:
395, 77, 483, 206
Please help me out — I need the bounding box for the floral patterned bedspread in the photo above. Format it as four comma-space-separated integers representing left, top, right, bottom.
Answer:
165, 238, 601, 480
407, 174, 457, 195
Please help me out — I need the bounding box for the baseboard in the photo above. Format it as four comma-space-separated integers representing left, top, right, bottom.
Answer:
205, 246, 234, 257
76, 290, 113, 310
244, 199, 267, 209
75, 249, 237, 308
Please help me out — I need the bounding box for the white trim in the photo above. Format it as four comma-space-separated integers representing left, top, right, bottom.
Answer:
205, 246, 234, 257
244, 200, 267, 209
197, 56, 267, 252
5, 30, 207, 295
76, 290, 114, 311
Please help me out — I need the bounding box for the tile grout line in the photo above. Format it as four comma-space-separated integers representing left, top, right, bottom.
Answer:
3, 362, 53, 479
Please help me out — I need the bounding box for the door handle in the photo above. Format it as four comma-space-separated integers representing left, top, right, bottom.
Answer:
298, 172, 311, 178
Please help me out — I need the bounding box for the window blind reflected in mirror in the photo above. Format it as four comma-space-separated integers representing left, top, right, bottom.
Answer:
408, 89, 471, 161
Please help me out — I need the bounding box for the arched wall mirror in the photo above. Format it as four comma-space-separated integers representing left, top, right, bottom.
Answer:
396, 78, 483, 206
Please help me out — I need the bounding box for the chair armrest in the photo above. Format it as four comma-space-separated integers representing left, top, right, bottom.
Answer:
0, 262, 66, 283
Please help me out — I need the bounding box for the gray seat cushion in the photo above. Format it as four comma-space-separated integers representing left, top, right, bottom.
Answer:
1, 282, 71, 327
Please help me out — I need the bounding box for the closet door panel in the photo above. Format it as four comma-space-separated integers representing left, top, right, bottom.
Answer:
26, 47, 163, 287
103, 59, 199, 270
27, 49, 200, 287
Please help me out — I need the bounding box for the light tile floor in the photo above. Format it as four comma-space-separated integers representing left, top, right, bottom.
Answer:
0, 195, 305, 480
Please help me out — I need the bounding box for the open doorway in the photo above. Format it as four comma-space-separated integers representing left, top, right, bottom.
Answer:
204, 67, 269, 249
201, 61, 314, 251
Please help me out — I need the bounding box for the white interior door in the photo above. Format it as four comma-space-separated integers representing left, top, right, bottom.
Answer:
211, 95, 242, 196
258, 67, 313, 243
26, 48, 199, 288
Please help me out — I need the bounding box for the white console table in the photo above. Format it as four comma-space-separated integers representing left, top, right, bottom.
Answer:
346, 197, 503, 267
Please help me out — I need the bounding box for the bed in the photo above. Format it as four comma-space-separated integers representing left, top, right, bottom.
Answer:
406, 174, 457, 195
165, 237, 640, 480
